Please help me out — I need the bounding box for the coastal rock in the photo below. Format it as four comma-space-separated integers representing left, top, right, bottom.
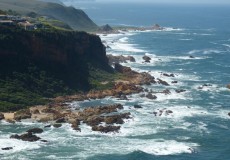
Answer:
228, 112, 230, 116
14, 109, 31, 121
189, 55, 195, 58
143, 55, 151, 63
171, 81, 178, 84
152, 24, 163, 30
114, 63, 132, 73
10, 132, 41, 142
146, 93, 157, 100
2, 147, 13, 150
92, 125, 121, 133
227, 84, 230, 89
71, 119, 81, 131
163, 89, 171, 95
44, 125, 51, 128
56, 117, 66, 123
107, 55, 136, 64
157, 78, 170, 86
175, 89, 186, 93
163, 73, 175, 77
27, 128, 44, 134
134, 104, 142, 109
53, 123, 62, 128
0, 112, 4, 120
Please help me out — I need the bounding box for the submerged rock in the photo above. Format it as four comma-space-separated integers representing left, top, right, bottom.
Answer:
53, 123, 62, 128
27, 128, 44, 134
92, 125, 121, 133
146, 93, 157, 100
1, 147, 13, 150
175, 89, 186, 93
134, 104, 142, 109
163, 73, 175, 77
157, 78, 170, 86
10, 132, 41, 142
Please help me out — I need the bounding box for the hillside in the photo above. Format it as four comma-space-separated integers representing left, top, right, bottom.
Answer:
0, 0, 98, 31
0, 25, 116, 112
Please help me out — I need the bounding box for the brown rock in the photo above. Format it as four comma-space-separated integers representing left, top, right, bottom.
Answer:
227, 84, 230, 89
14, 109, 31, 121
104, 115, 124, 124
114, 63, 132, 73
0, 112, 4, 120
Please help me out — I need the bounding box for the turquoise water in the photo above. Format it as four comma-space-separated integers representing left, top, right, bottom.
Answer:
1, 2, 230, 160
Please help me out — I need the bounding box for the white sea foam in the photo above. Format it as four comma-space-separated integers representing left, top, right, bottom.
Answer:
0, 138, 40, 154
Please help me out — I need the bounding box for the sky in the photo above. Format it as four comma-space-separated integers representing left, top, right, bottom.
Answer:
85, 0, 230, 4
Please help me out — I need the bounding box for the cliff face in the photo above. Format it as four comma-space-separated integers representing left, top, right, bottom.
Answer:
0, 26, 112, 111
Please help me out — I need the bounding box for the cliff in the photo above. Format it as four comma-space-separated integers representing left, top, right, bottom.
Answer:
0, 25, 113, 111
0, 0, 98, 31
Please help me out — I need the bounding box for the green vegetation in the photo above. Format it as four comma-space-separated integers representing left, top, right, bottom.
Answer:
0, 25, 114, 112
0, 0, 98, 31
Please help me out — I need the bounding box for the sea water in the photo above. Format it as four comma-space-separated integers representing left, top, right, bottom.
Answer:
0, 3, 230, 160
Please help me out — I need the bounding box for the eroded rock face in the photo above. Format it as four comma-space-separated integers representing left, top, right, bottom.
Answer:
14, 109, 32, 121
227, 84, 230, 89
0, 112, 4, 120
10, 132, 41, 142
114, 63, 133, 73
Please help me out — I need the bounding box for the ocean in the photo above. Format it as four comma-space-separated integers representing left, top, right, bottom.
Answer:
0, 2, 230, 160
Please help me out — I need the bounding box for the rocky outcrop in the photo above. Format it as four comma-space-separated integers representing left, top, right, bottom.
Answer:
92, 125, 121, 133
107, 55, 136, 65
162, 73, 175, 77
143, 55, 151, 63
0, 112, 4, 120
152, 109, 173, 116
146, 93, 157, 100
175, 89, 186, 93
98, 24, 114, 33
134, 104, 142, 109
10, 132, 41, 142
227, 84, 230, 89
14, 109, 32, 121
157, 78, 170, 86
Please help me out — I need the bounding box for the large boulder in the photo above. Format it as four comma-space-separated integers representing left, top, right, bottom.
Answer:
10, 132, 41, 142
104, 115, 124, 125
27, 128, 44, 134
143, 55, 151, 63
0, 112, 4, 120
146, 93, 157, 100
92, 125, 121, 133
157, 78, 170, 86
